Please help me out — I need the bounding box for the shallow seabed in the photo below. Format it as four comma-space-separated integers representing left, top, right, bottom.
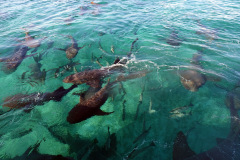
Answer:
0, 0, 240, 159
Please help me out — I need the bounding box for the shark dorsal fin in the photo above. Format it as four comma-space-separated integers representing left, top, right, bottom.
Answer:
173, 131, 196, 160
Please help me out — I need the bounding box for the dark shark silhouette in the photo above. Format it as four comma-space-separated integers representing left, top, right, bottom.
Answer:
67, 79, 113, 124
56, 35, 85, 59
3, 85, 77, 111
0, 45, 37, 73
196, 20, 218, 41
173, 92, 240, 160
166, 30, 183, 46
67, 70, 150, 124
20, 28, 46, 49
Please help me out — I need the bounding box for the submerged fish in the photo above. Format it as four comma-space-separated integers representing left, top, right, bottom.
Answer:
56, 35, 85, 59
179, 52, 220, 92
67, 70, 150, 124
3, 85, 77, 111
170, 103, 193, 119
0, 45, 37, 73
63, 64, 126, 88
20, 28, 46, 48
125, 141, 156, 160
111, 45, 115, 53
67, 79, 113, 124
196, 20, 218, 41
166, 30, 183, 46
179, 70, 207, 92
90, 1, 108, 6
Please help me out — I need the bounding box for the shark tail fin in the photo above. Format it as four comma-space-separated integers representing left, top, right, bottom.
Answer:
53, 85, 77, 94
95, 109, 113, 116
173, 131, 196, 160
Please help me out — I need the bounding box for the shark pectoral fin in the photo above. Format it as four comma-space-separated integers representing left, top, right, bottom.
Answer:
23, 105, 34, 113
206, 75, 221, 82
173, 131, 196, 160
216, 138, 226, 145
95, 109, 114, 116
31, 47, 38, 53
25, 52, 38, 58
54, 48, 66, 52
78, 45, 85, 51
86, 80, 101, 88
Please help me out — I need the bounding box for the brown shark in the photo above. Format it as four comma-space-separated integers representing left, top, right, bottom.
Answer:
179, 70, 207, 92
196, 20, 218, 41
0, 45, 37, 73
63, 64, 126, 88
67, 79, 113, 124
179, 52, 214, 92
56, 35, 85, 59
3, 85, 77, 111
67, 70, 150, 124
20, 28, 46, 49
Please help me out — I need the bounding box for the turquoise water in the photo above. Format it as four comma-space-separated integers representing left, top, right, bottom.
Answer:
0, 0, 240, 159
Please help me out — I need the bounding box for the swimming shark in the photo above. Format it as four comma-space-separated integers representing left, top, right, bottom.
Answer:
2, 85, 77, 111
0, 45, 37, 73
63, 63, 126, 88
67, 78, 113, 124
196, 20, 218, 41
173, 92, 240, 160
20, 28, 47, 52
56, 35, 85, 59
166, 30, 183, 46
67, 70, 150, 124
178, 51, 220, 92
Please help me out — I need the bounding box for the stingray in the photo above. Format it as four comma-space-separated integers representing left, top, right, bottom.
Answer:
56, 35, 85, 59
173, 91, 240, 160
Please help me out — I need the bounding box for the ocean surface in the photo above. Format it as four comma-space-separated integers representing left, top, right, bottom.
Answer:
0, 0, 240, 159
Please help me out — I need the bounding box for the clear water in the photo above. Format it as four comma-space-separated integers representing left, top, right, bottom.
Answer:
0, 0, 240, 159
